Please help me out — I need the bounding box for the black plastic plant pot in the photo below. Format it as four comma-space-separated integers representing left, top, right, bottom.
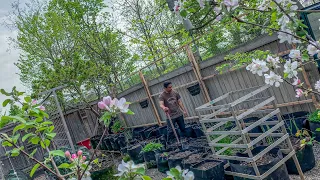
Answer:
144, 127, 157, 139
127, 144, 144, 164
193, 127, 205, 137
109, 136, 120, 151
243, 117, 262, 133
90, 135, 101, 149
184, 126, 195, 138
229, 146, 290, 180
158, 126, 168, 136
168, 149, 194, 169
144, 151, 157, 168
103, 136, 113, 151
282, 111, 309, 135
117, 134, 127, 149
187, 83, 201, 96
285, 144, 315, 174
190, 160, 225, 180
156, 152, 170, 173
120, 147, 128, 154
309, 121, 320, 141
182, 153, 205, 169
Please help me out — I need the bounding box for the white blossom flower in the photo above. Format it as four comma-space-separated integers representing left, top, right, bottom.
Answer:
315, 80, 320, 92
292, 78, 301, 86
289, 5, 298, 17
289, 49, 301, 59
284, 60, 298, 78
295, 89, 303, 98
114, 161, 145, 177
182, 169, 195, 180
214, 6, 221, 15
116, 97, 130, 113
197, 0, 205, 9
258, 0, 269, 10
224, 0, 239, 11
307, 42, 320, 56
278, 29, 301, 44
264, 71, 283, 87
302, 0, 312, 6
266, 55, 280, 68
278, 15, 290, 29
246, 59, 269, 76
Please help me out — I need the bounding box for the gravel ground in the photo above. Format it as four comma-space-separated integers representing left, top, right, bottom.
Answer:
290, 143, 320, 180
145, 168, 167, 180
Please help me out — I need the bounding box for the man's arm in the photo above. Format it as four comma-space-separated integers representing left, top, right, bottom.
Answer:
159, 97, 169, 112
178, 99, 188, 116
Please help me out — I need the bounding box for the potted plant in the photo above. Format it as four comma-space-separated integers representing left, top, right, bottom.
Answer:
229, 146, 290, 180
182, 153, 205, 169
168, 149, 195, 169
142, 142, 163, 168
190, 159, 225, 180
308, 109, 320, 141
127, 144, 144, 164
156, 152, 170, 173
284, 129, 315, 174
111, 120, 125, 134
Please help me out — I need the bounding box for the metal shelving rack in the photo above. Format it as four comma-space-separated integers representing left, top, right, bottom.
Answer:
195, 85, 304, 180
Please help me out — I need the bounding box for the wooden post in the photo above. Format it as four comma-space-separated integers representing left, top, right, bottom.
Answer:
139, 71, 163, 126
52, 91, 75, 152
185, 45, 211, 102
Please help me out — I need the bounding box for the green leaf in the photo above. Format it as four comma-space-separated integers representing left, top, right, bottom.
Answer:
30, 163, 40, 177
13, 124, 26, 134
142, 176, 152, 180
24, 96, 32, 103
135, 167, 145, 175
40, 141, 45, 148
180, 10, 187, 18
11, 148, 20, 157
50, 150, 65, 157
42, 121, 53, 125
2, 99, 12, 107
162, 178, 172, 180
44, 139, 50, 147
49, 126, 54, 132
2, 141, 13, 147
12, 134, 20, 144
126, 109, 135, 115
316, 128, 320, 132
22, 133, 34, 142
302, 53, 309, 62
0, 89, 10, 96
46, 133, 56, 139
30, 149, 37, 157
284, 73, 289, 79
93, 158, 99, 164
271, 11, 277, 22
2, 116, 26, 123
170, 168, 180, 178
42, 112, 49, 118
58, 163, 70, 169
29, 137, 40, 145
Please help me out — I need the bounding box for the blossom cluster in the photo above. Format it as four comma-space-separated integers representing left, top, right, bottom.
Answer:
98, 96, 129, 113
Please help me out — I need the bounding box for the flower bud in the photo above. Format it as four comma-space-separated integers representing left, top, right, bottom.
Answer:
65, 151, 71, 158
77, 150, 83, 156
71, 154, 77, 159
82, 156, 87, 161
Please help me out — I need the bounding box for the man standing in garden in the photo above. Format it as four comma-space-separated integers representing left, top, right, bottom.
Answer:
159, 82, 188, 137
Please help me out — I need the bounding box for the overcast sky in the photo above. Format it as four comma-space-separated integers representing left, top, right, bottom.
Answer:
0, 0, 28, 113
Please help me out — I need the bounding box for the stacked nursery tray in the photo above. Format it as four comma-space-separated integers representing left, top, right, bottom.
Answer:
195, 85, 304, 180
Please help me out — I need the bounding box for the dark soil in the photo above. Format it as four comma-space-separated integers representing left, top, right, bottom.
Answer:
183, 153, 203, 164
169, 151, 192, 160
195, 161, 219, 170
240, 153, 277, 167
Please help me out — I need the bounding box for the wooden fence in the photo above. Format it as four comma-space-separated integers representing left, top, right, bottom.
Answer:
0, 33, 319, 177
62, 33, 318, 140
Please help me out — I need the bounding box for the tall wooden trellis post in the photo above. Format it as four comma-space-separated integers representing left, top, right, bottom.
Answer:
185, 45, 211, 103
139, 71, 163, 126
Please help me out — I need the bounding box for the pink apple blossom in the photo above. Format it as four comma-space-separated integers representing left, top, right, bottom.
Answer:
295, 89, 303, 98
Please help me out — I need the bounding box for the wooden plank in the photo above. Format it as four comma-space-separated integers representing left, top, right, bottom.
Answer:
216, 137, 243, 155
196, 92, 230, 110
225, 171, 260, 180
260, 150, 295, 179
207, 131, 242, 136
236, 97, 275, 121
196, 103, 231, 111
252, 134, 289, 161
200, 117, 234, 123
231, 85, 270, 107
206, 121, 228, 132
211, 154, 253, 162
242, 109, 280, 134
210, 142, 247, 149
248, 121, 284, 148
211, 127, 239, 143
